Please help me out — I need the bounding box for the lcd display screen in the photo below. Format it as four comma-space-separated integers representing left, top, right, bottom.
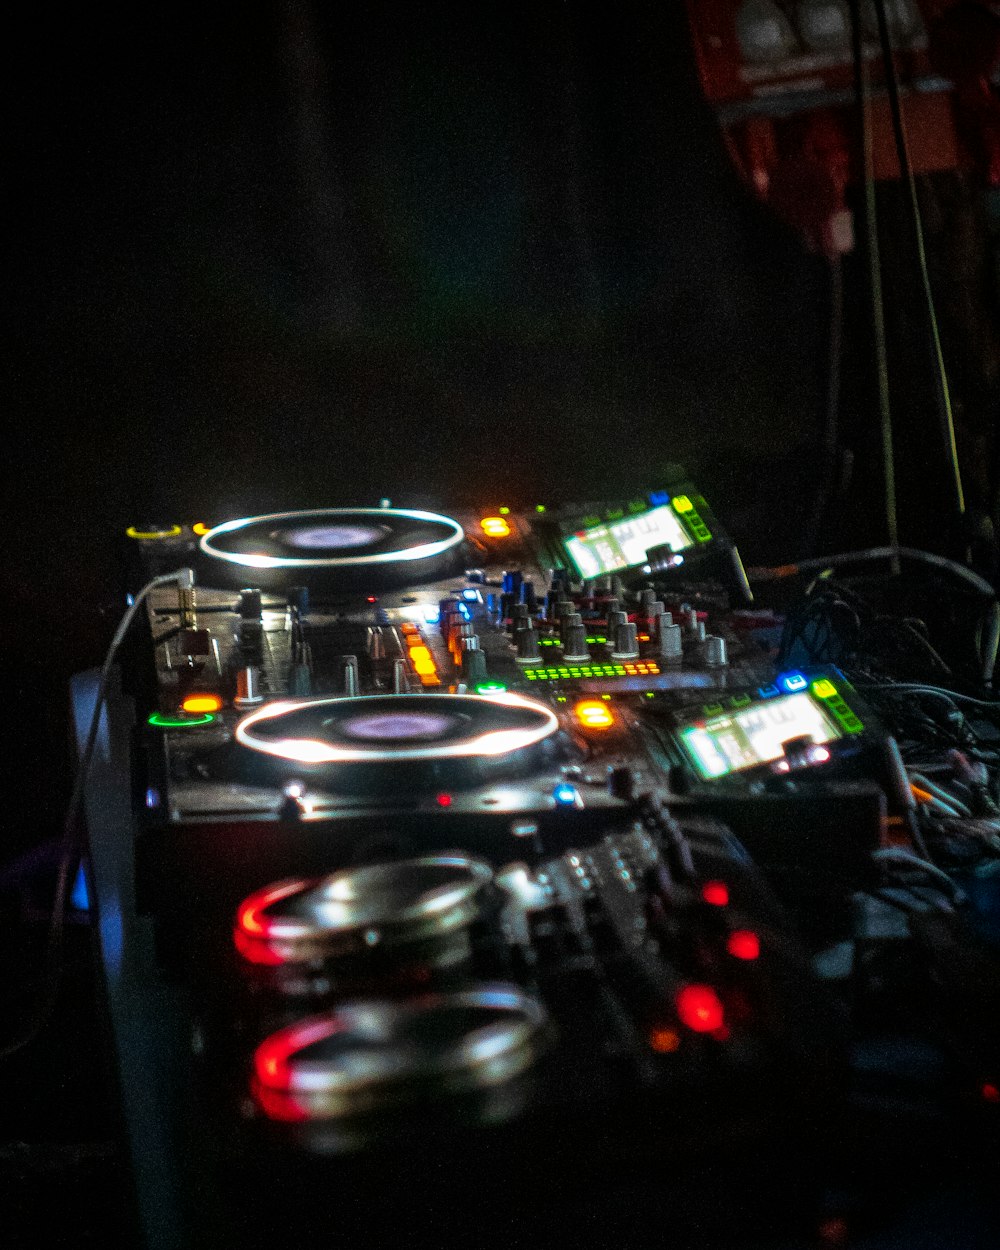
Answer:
564, 505, 693, 578
677, 692, 844, 780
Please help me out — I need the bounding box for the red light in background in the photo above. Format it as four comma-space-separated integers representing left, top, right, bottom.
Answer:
676, 984, 725, 1033
254, 1017, 341, 1091
726, 930, 761, 961
982, 1082, 1000, 1103
701, 880, 729, 907
236, 879, 308, 939
436, 792, 452, 807
366, 596, 378, 603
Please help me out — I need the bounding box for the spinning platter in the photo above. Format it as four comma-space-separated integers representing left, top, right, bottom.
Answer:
234, 692, 561, 791
251, 987, 548, 1122
234, 855, 494, 970
197, 507, 465, 589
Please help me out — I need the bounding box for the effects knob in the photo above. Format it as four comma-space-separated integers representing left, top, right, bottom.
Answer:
611, 621, 640, 660
659, 623, 683, 662
563, 623, 590, 663
461, 645, 488, 684
515, 626, 542, 664
339, 655, 360, 696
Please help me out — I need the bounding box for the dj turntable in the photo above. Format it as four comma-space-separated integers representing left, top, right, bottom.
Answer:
71, 476, 1000, 1248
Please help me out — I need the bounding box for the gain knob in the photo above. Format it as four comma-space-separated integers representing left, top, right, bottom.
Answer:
460, 643, 488, 684
703, 635, 728, 668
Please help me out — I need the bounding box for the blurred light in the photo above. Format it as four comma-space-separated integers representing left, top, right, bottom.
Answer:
649, 1027, 681, 1053
779, 672, 808, 692
475, 682, 507, 694
726, 930, 760, 961
671, 495, 694, 513
982, 1082, 1000, 1103
126, 524, 182, 540
145, 787, 161, 809
462, 589, 480, 601
553, 783, 579, 806
181, 693, 223, 714
423, 607, 441, 624
701, 880, 729, 907
574, 700, 615, 730
192, 522, 211, 536
808, 745, 831, 765
147, 712, 214, 728
480, 517, 511, 537
436, 792, 453, 807
676, 984, 725, 1033
535, 504, 546, 513
811, 679, 837, 698
70, 864, 90, 911
498, 506, 510, 515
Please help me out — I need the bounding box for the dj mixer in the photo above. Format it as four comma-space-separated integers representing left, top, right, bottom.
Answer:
72, 477, 1000, 1248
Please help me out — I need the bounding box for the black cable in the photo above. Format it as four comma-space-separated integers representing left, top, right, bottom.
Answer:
801, 256, 845, 558
0, 569, 192, 1062
871, 0, 967, 540
848, 0, 900, 556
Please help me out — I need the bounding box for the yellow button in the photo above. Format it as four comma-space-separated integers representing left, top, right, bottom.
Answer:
480, 517, 511, 538
574, 700, 615, 730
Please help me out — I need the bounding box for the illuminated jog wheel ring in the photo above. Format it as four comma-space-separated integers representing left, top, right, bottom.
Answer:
234, 693, 560, 792
252, 987, 547, 1120
197, 507, 464, 589
235, 855, 495, 969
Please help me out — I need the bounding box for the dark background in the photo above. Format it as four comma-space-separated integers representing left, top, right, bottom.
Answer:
4, 5, 1000, 1244
6, 1, 1000, 901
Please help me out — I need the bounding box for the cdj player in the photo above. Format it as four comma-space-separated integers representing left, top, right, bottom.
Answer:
71, 476, 1000, 1249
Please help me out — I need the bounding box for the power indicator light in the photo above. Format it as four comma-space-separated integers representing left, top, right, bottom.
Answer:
436, 793, 453, 808
676, 984, 725, 1033
498, 506, 510, 515
181, 693, 223, 714
476, 682, 507, 694
671, 495, 694, 513
701, 881, 729, 907
726, 931, 760, 961
535, 504, 546, 513
811, 679, 838, 699
574, 700, 615, 730
480, 517, 511, 537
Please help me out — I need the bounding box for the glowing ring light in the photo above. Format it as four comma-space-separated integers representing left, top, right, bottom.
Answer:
235, 692, 559, 766
198, 508, 464, 571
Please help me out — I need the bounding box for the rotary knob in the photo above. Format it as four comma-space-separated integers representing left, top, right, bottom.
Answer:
515, 626, 542, 663
659, 623, 683, 662
563, 623, 590, 663
611, 621, 640, 660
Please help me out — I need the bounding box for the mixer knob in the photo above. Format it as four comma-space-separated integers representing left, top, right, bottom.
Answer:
694, 621, 706, 643
611, 621, 640, 660
703, 635, 728, 667
594, 574, 612, 594
555, 599, 575, 622
368, 627, 386, 659
611, 575, 624, 596
502, 570, 523, 595
391, 658, 409, 693
461, 644, 488, 684
522, 579, 538, 611
339, 655, 360, 696
650, 603, 667, 624
288, 663, 313, 696
238, 588, 262, 620
234, 665, 264, 708
603, 597, 621, 618
638, 587, 657, 611
515, 626, 542, 663
563, 623, 590, 662
560, 610, 583, 636
683, 608, 699, 635
608, 609, 628, 632
659, 623, 683, 662
498, 592, 515, 623
288, 586, 310, 618
512, 602, 532, 627
607, 765, 637, 800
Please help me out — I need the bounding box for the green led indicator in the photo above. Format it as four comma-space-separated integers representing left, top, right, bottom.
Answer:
535, 504, 546, 514
475, 682, 507, 694
672, 495, 694, 513
606, 508, 624, 521
148, 712, 215, 729
730, 694, 751, 708
498, 506, 510, 515
614, 665, 626, 675
525, 672, 537, 680
628, 498, 646, 514
811, 679, 838, 699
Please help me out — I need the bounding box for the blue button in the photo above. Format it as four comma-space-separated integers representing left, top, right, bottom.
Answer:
553, 783, 579, 806
779, 672, 808, 692
757, 684, 779, 699
649, 490, 670, 506
462, 588, 480, 601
